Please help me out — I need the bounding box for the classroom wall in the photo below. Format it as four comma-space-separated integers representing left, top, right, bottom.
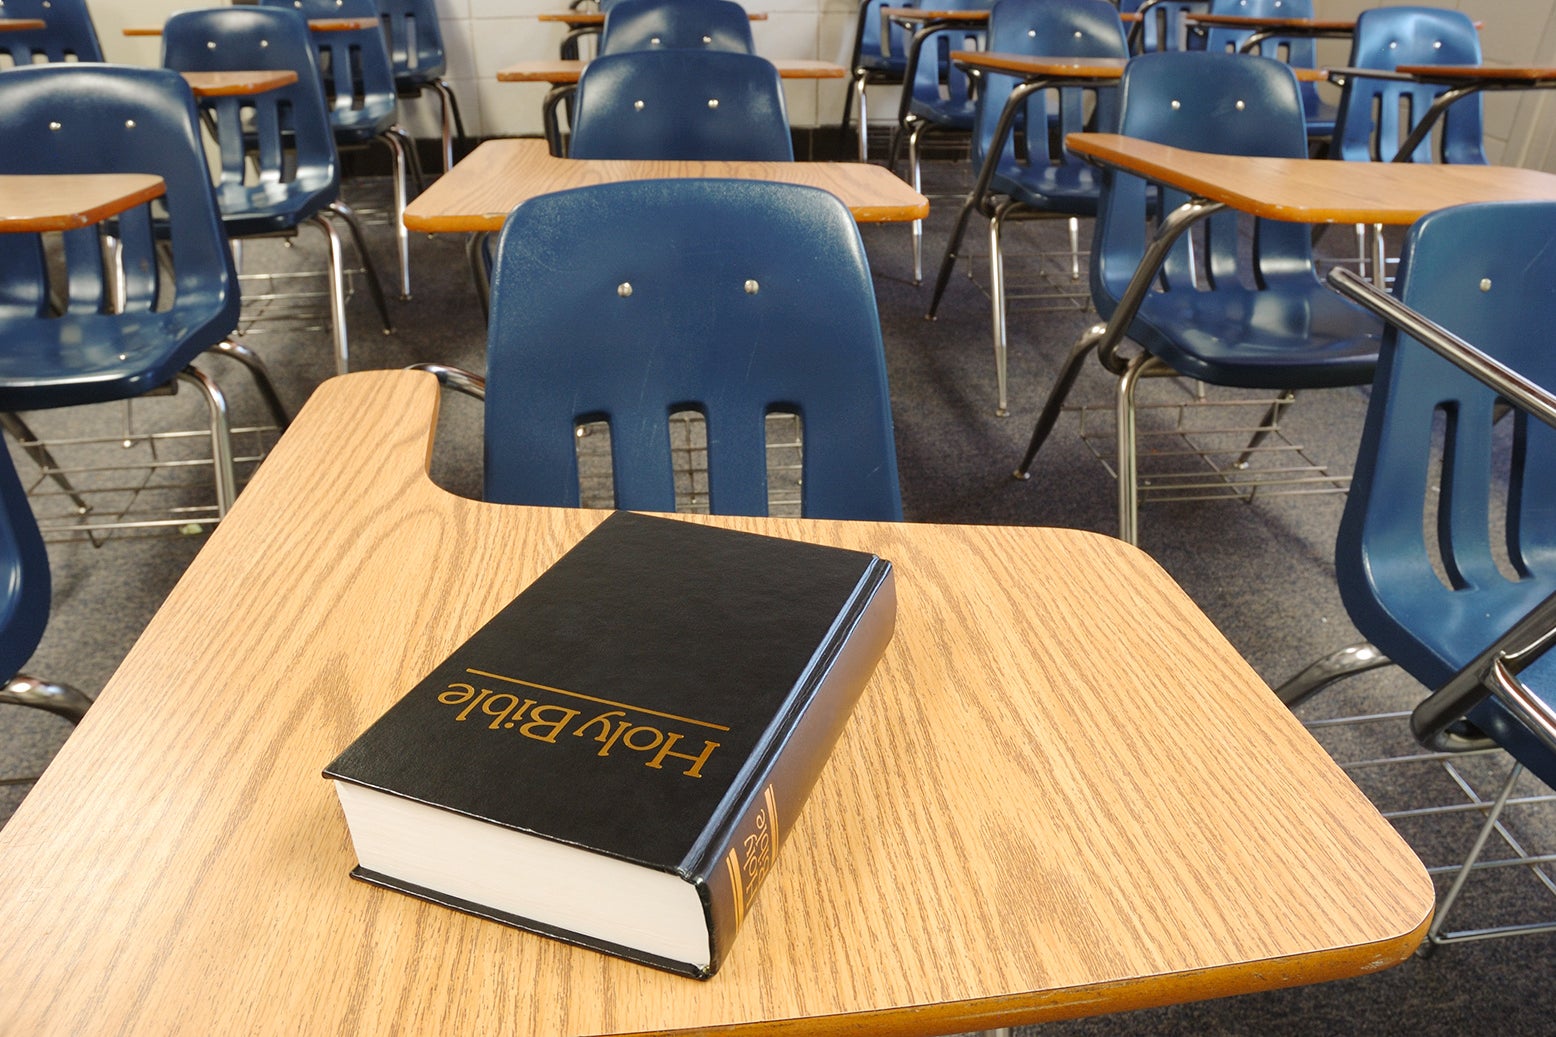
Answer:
90, 0, 1556, 163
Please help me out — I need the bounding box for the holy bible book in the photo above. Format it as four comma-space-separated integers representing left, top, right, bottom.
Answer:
324, 511, 895, 979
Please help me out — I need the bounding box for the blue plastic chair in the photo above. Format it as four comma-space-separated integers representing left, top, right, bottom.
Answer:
839, 0, 920, 161
377, 0, 466, 173
1013, 52, 1381, 542
570, 50, 793, 160
1280, 200, 1556, 949
162, 6, 392, 377
1198, 0, 1335, 141
896, 0, 991, 282
926, 0, 1127, 415
1333, 5, 1485, 165
256, 0, 420, 300
424, 178, 902, 521
1118, 0, 1206, 53
0, 0, 103, 65
0, 64, 264, 519
598, 0, 756, 56
0, 444, 91, 726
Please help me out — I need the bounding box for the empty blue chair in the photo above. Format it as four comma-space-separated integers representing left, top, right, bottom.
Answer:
1198, 0, 1335, 141
421, 178, 902, 521
1281, 200, 1556, 948
570, 49, 792, 160
1333, 5, 1485, 165
895, 0, 991, 282
1013, 52, 1381, 542
377, 0, 466, 173
256, 0, 420, 300
0, 0, 102, 65
926, 0, 1127, 415
0, 444, 91, 725
1119, 0, 1206, 52
840, 0, 920, 161
598, 0, 756, 56
0, 64, 263, 519
162, 5, 393, 376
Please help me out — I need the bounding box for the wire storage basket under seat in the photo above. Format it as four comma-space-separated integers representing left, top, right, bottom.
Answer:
6, 395, 278, 544
1066, 380, 1351, 507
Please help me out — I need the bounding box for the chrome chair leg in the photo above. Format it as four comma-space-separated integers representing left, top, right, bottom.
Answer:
384, 126, 416, 300
209, 339, 291, 429
989, 205, 1010, 417
1068, 215, 1081, 281
908, 119, 926, 284
854, 75, 870, 162
0, 674, 92, 725
309, 212, 351, 376
176, 366, 236, 516
429, 79, 457, 173
329, 200, 394, 335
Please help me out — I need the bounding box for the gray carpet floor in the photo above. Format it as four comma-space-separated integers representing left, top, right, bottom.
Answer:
4, 158, 1555, 1034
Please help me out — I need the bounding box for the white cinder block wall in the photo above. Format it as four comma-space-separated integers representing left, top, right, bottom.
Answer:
89, 0, 1556, 167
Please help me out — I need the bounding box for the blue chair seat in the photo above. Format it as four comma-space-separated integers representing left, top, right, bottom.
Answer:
0, 311, 227, 410
214, 173, 338, 237
995, 162, 1106, 217
326, 101, 400, 145
1125, 287, 1383, 388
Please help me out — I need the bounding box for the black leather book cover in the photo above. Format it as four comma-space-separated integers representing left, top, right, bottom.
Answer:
324, 510, 895, 977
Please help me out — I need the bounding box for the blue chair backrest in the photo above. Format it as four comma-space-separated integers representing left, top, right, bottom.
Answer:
0, 0, 103, 65
483, 178, 902, 521
1335, 199, 1556, 782
972, 0, 1126, 172
255, 0, 399, 132
599, 0, 755, 55
907, 0, 991, 117
0, 64, 239, 406
570, 49, 792, 159
0, 445, 48, 682
376, 0, 448, 83
855, 0, 918, 72
1332, 5, 1484, 164
1093, 51, 1314, 315
1201, 0, 1323, 118
161, 7, 340, 217
1119, 0, 1206, 52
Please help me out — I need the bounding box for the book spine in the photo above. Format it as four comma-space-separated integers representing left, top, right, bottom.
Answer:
692, 560, 897, 976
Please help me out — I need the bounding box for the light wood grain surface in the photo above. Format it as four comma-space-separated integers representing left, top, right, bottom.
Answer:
0, 173, 165, 234
949, 53, 1326, 82
1182, 14, 1355, 31
402, 138, 930, 232
180, 69, 299, 97
537, 10, 767, 24
1066, 132, 1556, 224
123, 18, 375, 36
1394, 64, 1556, 84
0, 17, 45, 31
0, 369, 1432, 1036
496, 58, 845, 83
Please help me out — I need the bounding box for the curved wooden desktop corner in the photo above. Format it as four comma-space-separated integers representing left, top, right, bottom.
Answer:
402, 138, 931, 232
0, 370, 1432, 1035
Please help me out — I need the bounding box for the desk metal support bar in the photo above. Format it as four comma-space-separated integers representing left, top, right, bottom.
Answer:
1014, 197, 1225, 478
926, 75, 1052, 319
1389, 82, 1480, 162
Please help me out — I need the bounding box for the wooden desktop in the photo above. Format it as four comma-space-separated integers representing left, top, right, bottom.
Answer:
0, 370, 1433, 1035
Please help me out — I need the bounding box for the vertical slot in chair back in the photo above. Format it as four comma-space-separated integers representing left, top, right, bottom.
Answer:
483, 178, 902, 521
